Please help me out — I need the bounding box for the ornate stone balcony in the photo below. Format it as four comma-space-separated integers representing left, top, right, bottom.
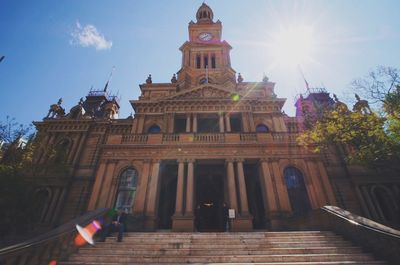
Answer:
112, 132, 298, 145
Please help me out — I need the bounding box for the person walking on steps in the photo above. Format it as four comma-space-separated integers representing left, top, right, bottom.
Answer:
99, 208, 127, 242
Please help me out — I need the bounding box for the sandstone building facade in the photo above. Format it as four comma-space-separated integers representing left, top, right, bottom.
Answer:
33, 3, 399, 232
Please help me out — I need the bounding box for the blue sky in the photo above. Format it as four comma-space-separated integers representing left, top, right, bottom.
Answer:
1, 0, 399, 126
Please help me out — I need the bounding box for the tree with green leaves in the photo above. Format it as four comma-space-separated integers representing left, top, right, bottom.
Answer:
351, 66, 399, 110
0, 117, 42, 242
298, 66, 400, 169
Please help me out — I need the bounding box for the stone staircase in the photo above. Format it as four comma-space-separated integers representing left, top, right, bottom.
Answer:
60, 231, 387, 264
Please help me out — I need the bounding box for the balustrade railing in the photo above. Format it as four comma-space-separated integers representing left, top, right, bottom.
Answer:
162, 134, 180, 142
122, 134, 148, 143
194, 133, 225, 142
240, 133, 257, 142
0, 208, 109, 265
120, 132, 299, 145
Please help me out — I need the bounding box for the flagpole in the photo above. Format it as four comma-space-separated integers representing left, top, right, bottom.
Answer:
103, 66, 116, 92
297, 64, 310, 93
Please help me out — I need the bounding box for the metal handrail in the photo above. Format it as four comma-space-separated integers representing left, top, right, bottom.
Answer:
322, 205, 400, 239
0, 208, 109, 264
321, 205, 400, 265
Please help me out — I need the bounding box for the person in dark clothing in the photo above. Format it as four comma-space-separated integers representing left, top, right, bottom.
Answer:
99, 208, 127, 242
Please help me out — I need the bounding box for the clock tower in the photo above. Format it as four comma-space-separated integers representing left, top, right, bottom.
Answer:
177, 3, 236, 90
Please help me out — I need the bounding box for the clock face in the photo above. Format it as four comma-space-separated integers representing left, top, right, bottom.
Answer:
198, 32, 213, 41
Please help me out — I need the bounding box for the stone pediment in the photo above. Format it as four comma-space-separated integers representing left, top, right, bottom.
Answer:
163, 85, 241, 101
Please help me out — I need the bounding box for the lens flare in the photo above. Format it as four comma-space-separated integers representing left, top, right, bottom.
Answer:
231, 94, 240, 102
269, 24, 316, 67
74, 220, 102, 246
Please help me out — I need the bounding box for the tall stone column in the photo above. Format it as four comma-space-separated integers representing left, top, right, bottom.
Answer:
169, 113, 175, 133
259, 159, 278, 213
225, 114, 231, 132
248, 112, 255, 132
87, 161, 107, 210
99, 160, 117, 208
316, 160, 337, 205
185, 159, 195, 215
173, 159, 195, 231
72, 133, 86, 165
236, 159, 250, 215
174, 159, 185, 216
193, 114, 198, 133
137, 114, 145, 133
226, 158, 253, 231
305, 159, 324, 208
145, 160, 161, 230
226, 159, 238, 210
219, 113, 225, 132
133, 159, 151, 214
131, 115, 138, 133
44, 188, 60, 222
268, 158, 292, 230
186, 114, 191, 132
241, 113, 249, 132
271, 159, 291, 213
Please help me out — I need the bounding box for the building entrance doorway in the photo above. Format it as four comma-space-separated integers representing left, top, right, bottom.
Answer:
157, 163, 177, 229
195, 164, 225, 232
245, 163, 267, 229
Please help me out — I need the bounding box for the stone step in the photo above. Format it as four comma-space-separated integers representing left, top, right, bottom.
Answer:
92, 241, 354, 249
119, 231, 337, 238
67, 253, 377, 263
102, 235, 343, 241
58, 260, 386, 265
59, 231, 387, 265
78, 246, 363, 256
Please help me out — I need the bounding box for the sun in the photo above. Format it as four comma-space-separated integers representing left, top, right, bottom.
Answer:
269, 25, 317, 68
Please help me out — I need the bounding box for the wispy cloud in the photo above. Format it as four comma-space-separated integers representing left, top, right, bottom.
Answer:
70, 21, 112, 50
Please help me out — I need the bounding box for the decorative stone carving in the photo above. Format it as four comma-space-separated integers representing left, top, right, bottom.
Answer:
146, 74, 152, 84
353, 94, 372, 114
46, 98, 65, 119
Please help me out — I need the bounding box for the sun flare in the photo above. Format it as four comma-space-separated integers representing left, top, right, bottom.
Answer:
269, 25, 316, 67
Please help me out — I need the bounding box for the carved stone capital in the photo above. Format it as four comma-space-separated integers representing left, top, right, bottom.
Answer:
177, 158, 186, 164
186, 158, 196, 163
235, 158, 245, 163
225, 158, 235, 163
268, 157, 280, 163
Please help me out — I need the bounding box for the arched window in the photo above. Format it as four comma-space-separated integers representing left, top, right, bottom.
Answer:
284, 167, 311, 216
211, 55, 216, 68
204, 55, 208, 68
54, 139, 70, 164
196, 54, 201, 69
115, 168, 138, 213
256, 124, 270, 133
373, 187, 397, 222
148, 124, 161, 133
34, 189, 50, 222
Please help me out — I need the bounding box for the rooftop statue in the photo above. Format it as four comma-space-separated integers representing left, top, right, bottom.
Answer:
353, 94, 372, 114
68, 98, 85, 119
46, 98, 65, 119
333, 94, 349, 111
146, 74, 152, 84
